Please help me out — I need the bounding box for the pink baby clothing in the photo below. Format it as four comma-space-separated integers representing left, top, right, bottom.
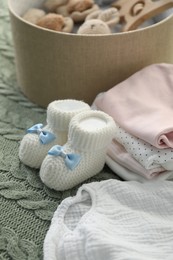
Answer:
114, 124, 173, 171
94, 63, 173, 149
106, 156, 173, 182
107, 139, 167, 179
44, 179, 173, 260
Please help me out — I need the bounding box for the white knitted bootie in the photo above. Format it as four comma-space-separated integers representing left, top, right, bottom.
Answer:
19, 100, 90, 168
40, 110, 116, 190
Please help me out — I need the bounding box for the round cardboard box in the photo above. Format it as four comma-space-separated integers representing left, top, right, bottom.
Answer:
8, 0, 173, 107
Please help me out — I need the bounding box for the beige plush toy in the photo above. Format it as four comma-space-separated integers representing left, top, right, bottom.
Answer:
77, 19, 111, 34
68, 0, 94, 13
36, 13, 74, 33
70, 3, 99, 22
56, 0, 99, 22
44, 0, 68, 11
22, 8, 46, 24
62, 17, 74, 32
85, 7, 120, 28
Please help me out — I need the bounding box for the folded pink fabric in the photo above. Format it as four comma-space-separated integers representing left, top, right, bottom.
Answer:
94, 63, 173, 148
107, 139, 166, 179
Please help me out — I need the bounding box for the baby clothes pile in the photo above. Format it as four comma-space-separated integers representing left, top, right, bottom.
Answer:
94, 63, 173, 182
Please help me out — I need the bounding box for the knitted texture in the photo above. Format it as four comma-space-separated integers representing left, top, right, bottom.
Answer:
40, 111, 116, 191
19, 100, 90, 168
0, 2, 119, 258
46, 100, 90, 131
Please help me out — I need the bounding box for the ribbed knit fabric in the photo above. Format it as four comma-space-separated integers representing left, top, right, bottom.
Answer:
19, 99, 90, 168
69, 110, 115, 151
40, 110, 116, 191
44, 179, 173, 260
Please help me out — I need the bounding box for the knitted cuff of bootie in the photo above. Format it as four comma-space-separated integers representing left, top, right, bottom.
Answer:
40, 110, 116, 191
69, 110, 115, 151
47, 99, 90, 132
19, 99, 90, 169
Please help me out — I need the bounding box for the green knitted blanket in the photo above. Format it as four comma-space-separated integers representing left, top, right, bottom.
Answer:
0, 1, 120, 259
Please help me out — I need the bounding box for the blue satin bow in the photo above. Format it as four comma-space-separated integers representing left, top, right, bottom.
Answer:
48, 145, 81, 170
27, 123, 56, 145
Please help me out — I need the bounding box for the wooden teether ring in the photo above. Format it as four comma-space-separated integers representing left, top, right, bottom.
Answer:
112, 0, 173, 31
132, 2, 144, 16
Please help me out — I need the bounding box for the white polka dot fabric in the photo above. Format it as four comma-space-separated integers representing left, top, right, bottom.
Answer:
107, 139, 167, 179
114, 125, 173, 171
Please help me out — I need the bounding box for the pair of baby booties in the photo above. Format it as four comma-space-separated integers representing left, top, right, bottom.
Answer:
19, 99, 116, 191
